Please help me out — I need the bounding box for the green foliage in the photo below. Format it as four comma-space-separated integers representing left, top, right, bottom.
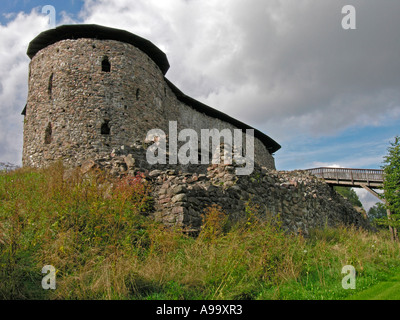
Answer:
382, 136, 400, 229
244, 199, 261, 228
368, 202, 387, 228
1, 164, 400, 300
334, 186, 363, 207
0, 164, 154, 299
198, 204, 227, 243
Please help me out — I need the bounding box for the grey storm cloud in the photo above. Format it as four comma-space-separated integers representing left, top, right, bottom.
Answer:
198, 0, 400, 139
82, 0, 400, 141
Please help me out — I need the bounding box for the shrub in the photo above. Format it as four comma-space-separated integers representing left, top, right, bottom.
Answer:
198, 205, 227, 243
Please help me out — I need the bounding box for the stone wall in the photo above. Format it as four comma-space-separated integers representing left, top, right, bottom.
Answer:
23, 38, 275, 170
23, 27, 370, 235
77, 143, 371, 236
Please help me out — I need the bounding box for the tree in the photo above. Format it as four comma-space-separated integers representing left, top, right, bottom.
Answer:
367, 202, 387, 228
381, 136, 400, 241
334, 186, 363, 207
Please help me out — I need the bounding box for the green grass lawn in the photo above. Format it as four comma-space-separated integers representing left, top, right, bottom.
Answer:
347, 274, 400, 300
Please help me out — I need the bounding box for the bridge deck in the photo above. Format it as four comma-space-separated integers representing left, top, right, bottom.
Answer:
306, 167, 383, 188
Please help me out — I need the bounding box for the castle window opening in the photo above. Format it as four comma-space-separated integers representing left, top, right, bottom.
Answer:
48, 73, 53, 98
101, 120, 111, 135
44, 122, 52, 144
102, 56, 111, 72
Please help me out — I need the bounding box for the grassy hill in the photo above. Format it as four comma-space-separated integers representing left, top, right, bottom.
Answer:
1, 163, 399, 300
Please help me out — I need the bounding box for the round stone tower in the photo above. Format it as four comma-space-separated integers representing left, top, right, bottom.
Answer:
22, 24, 172, 168
22, 24, 280, 169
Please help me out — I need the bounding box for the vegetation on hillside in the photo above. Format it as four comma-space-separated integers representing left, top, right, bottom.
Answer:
334, 186, 363, 208
1, 163, 399, 300
380, 136, 400, 240
368, 202, 387, 228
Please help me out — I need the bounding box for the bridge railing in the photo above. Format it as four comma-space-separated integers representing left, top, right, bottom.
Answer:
306, 167, 384, 184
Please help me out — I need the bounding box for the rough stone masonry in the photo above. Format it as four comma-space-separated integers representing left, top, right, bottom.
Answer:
22, 24, 370, 234
76, 143, 370, 235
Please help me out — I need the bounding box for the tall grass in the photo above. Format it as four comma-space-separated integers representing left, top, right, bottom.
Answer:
1, 164, 399, 300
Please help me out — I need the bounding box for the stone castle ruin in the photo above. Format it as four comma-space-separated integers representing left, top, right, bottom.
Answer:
22, 24, 370, 234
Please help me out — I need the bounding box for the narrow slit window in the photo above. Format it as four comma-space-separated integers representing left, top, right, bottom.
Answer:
101, 120, 110, 135
48, 73, 53, 98
102, 57, 111, 72
136, 88, 140, 100
44, 122, 52, 144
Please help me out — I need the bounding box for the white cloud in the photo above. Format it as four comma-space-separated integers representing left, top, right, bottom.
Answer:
355, 188, 384, 212
310, 155, 385, 170
311, 163, 343, 168
0, 10, 50, 164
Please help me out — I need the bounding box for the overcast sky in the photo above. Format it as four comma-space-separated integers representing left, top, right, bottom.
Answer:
1, 0, 399, 209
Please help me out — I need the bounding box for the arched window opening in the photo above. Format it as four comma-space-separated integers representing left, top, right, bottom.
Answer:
101, 120, 110, 135
102, 57, 111, 72
44, 122, 52, 144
